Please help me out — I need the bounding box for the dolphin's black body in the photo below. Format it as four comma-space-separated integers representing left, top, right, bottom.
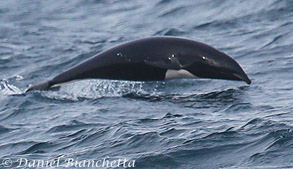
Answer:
26, 37, 251, 92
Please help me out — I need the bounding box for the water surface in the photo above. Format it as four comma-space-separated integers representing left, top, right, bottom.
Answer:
0, 0, 293, 168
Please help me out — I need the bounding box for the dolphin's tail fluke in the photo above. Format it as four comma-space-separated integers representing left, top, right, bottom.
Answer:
25, 81, 52, 93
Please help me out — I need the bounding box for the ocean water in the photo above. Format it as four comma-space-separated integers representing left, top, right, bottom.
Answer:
0, 0, 293, 168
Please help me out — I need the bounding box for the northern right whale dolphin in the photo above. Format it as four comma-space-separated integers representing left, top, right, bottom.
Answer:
26, 37, 251, 92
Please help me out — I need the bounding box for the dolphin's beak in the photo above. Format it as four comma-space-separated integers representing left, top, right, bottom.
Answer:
186, 57, 252, 84
220, 63, 251, 84
232, 72, 251, 84
214, 55, 251, 84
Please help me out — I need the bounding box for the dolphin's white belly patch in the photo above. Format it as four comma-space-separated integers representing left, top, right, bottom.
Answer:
165, 69, 197, 80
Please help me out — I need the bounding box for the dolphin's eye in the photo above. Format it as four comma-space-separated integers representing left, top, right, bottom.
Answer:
165, 54, 176, 63
201, 56, 217, 65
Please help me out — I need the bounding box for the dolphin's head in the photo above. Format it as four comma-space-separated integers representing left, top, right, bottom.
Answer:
185, 47, 251, 84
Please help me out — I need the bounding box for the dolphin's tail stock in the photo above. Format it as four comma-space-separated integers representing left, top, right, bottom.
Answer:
25, 81, 54, 93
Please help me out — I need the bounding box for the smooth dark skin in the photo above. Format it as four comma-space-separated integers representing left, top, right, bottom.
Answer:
26, 37, 251, 92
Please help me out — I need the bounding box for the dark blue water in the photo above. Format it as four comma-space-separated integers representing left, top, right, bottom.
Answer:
0, 0, 293, 168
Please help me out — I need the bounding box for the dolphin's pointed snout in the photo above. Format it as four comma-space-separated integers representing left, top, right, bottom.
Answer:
233, 72, 251, 84
219, 53, 251, 84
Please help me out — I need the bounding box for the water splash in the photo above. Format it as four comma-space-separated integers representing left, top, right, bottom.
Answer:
0, 78, 23, 96
41, 80, 152, 101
